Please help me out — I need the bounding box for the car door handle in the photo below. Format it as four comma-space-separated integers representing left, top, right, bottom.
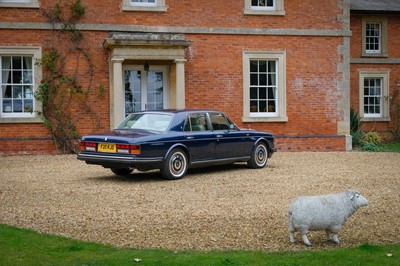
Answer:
186, 136, 194, 140
216, 134, 223, 138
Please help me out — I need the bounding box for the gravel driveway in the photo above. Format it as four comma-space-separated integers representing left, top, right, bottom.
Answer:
1, 152, 399, 251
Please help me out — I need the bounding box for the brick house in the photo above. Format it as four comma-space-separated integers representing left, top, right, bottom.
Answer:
0, 0, 367, 155
350, 0, 400, 141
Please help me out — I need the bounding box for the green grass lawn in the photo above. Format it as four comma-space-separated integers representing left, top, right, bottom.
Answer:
0, 224, 399, 266
380, 142, 400, 152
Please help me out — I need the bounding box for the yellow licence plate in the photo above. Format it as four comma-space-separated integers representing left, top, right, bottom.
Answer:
98, 143, 116, 153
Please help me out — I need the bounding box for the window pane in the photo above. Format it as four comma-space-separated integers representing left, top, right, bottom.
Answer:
250, 60, 258, 72
124, 70, 141, 115
147, 71, 163, 111
250, 87, 257, 99
259, 100, 267, 112
268, 74, 276, 86
23, 70, 33, 83
267, 101, 276, 112
2, 85, 12, 98
13, 85, 23, 98
250, 74, 258, 85
259, 61, 266, 72
250, 101, 258, 112
13, 99, 23, 112
24, 85, 33, 98
259, 87, 267, 99
12, 57, 22, 69
24, 99, 33, 113
268, 60, 276, 72
259, 74, 267, 85
2, 56, 11, 69
23, 56, 32, 69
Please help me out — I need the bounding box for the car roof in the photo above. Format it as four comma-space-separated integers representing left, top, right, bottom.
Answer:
136, 109, 220, 114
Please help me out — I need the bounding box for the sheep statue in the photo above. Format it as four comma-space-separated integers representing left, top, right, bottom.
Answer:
288, 190, 368, 246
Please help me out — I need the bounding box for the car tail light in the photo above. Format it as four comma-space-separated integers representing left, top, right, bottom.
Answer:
116, 144, 140, 155
80, 141, 96, 152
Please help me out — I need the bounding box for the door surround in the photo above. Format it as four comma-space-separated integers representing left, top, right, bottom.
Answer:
104, 33, 192, 128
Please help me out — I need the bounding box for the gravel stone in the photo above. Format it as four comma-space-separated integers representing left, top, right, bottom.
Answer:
0, 152, 399, 251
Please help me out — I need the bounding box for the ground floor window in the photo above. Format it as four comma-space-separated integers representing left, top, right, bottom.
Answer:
242, 51, 287, 122
0, 47, 41, 122
359, 71, 390, 121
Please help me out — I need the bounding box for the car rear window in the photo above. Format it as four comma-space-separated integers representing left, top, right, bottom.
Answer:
116, 113, 172, 132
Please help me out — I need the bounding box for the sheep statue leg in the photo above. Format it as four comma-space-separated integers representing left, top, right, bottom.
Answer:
332, 234, 340, 244
301, 233, 312, 246
299, 228, 312, 246
325, 230, 331, 241
288, 220, 296, 243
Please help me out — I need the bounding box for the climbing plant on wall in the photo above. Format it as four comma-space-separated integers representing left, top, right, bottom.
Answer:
35, 0, 103, 153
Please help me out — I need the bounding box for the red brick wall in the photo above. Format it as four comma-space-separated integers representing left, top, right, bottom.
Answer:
0, 0, 348, 155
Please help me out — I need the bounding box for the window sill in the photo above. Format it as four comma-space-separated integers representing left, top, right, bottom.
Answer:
122, 5, 168, 12
362, 52, 388, 58
242, 116, 288, 123
0, 117, 42, 124
361, 117, 390, 122
0, 3, 39, 8
244, 9, 285, 16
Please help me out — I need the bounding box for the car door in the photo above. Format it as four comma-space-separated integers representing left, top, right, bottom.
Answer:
183, 113, 216, 163
209, 112, 252, 159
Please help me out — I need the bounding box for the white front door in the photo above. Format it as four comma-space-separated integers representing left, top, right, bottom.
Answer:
124, 65, 169, 116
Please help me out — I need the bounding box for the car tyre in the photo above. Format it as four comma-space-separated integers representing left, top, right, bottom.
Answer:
111, 168, 133, 176
161, 148, 188, 180
247, 142, 269, 169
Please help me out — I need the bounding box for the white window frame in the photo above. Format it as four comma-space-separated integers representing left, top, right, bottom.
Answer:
122, 0, 167, 12
359, 71, 390, 122
244, 0, 285, 16
243, 51, 287, 122
0, 0, 39, 8
0, 46, 42, 123
362, 17, 388, 57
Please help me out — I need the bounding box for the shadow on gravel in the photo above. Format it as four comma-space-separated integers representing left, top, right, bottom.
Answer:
86, 163, 251, 183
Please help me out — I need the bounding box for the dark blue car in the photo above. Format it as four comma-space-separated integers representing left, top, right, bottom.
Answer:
77, 110, 276, 180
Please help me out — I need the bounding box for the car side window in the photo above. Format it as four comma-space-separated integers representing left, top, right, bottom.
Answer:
184, 113, 209, 132
210, 113, 233, 130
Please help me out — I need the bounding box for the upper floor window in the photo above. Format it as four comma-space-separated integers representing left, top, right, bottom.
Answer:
242, 51, 287, 122
252, 0, 275, 10
0, 0, 39, 8
362, 17, 387, 57
0, 47, 42, 123
122, 0, 167, 12
365, 23, 381, 53
131, 0, 156, 6
244, 0, 284, 16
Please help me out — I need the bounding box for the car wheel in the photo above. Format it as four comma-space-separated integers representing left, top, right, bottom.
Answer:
247, 142, 268, 168
161, 148, 188, 180
111, 168, 133, 176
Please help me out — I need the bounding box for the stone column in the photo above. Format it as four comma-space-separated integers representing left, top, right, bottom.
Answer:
175, 59, 187, 109
111, 58, 124, 128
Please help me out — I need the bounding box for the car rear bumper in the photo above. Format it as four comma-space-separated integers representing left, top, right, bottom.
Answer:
77, 153, 163, 169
